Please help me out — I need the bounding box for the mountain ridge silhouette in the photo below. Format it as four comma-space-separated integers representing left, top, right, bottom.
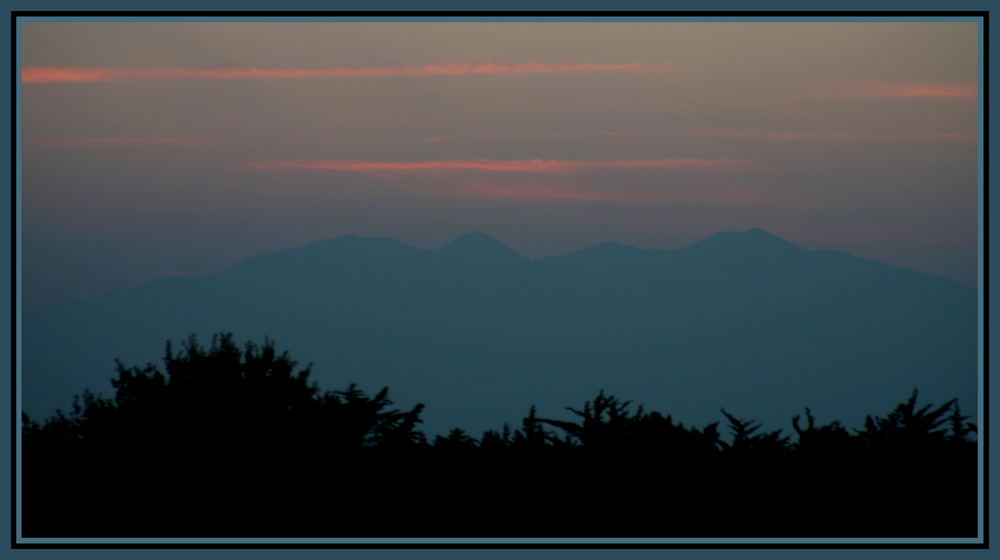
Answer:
137, 228, 969, 290
22, 228, 977, 439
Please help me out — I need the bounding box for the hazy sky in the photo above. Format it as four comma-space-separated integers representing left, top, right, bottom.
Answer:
20, 21, 980, 312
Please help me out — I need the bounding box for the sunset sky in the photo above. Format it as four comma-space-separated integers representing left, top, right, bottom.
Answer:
19, 20, 980, 312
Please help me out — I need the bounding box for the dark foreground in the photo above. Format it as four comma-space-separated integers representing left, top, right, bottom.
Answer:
22, 446, 977, 538
20, 334, 979, 539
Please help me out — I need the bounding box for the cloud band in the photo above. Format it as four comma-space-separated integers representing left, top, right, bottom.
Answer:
245, 158, 760, 175
807, 81, 977, 100
21, 62, 674, 83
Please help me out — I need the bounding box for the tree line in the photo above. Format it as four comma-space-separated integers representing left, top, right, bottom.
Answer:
20, 333, 979, 539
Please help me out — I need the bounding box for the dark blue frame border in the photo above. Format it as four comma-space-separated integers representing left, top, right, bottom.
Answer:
7, 9, 989, 551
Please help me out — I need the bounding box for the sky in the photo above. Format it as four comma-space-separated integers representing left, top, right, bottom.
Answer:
19, 20, 980, 313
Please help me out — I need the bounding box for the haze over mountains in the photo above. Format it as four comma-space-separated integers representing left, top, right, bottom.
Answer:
22, 228, 978, 438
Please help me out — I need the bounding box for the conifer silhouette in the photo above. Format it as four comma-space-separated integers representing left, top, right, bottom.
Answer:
718, 408, 791, 453
19, 333, 978, 539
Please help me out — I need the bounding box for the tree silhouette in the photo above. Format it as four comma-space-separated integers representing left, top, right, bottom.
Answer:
948, 402, 977, 444
855, 389, 958, 451
629, 410, 723, 457
718, 408, 791, 454
19, 334, 979, 539
433, 428, 478, 452
510, 405, 558, 451
791, 407, 855, 454
320, 384, 427, 451
479, 423, 513, 452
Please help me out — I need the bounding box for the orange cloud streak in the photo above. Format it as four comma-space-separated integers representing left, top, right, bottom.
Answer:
246, 158, 760, 175
21, 62, 674, 83
808, 81, 978, 100
24, 136, 221, 148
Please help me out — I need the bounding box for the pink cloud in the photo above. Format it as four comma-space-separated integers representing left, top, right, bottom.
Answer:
807, 81, 978, 100
21, 61, 673, 84
24, 136, 221, 148
245, 158, 761, 175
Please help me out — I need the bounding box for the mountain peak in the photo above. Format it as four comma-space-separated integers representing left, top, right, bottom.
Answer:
745, 227, 784, 238
685, 228, 802, 255
441, 232, 509, 252
304, 234, 359, 248
446, 231, 501, 245
561, 240, 640, 258
438, 232, 527, 263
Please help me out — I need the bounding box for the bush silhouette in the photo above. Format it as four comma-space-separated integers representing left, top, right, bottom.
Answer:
20, 333, 978, 539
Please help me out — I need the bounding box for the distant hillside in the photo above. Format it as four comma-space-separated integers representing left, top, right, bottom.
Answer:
22, 228, 978, 438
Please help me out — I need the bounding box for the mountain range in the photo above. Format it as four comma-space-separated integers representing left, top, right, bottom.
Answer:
21, 228, 978, 438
